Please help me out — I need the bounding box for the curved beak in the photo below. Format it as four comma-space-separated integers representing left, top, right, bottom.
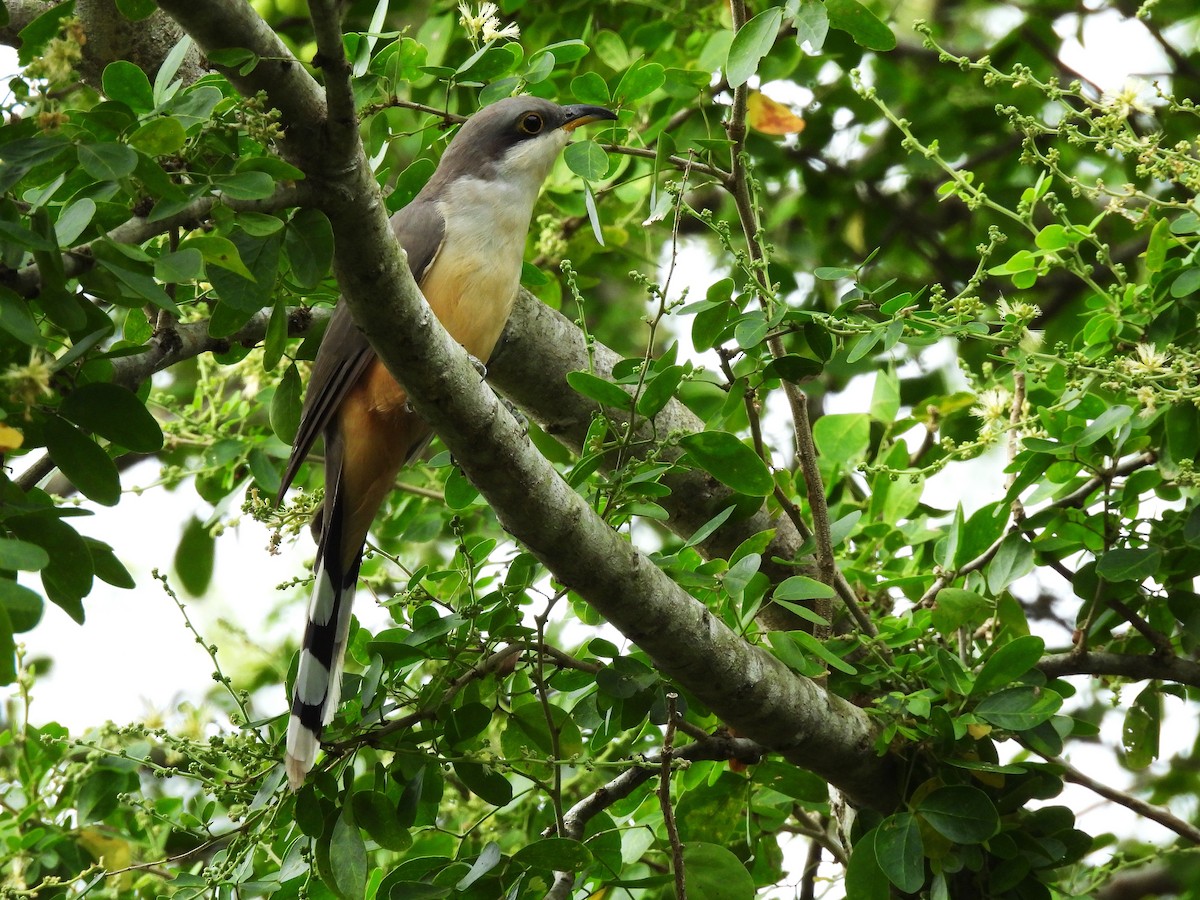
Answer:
559, 104, 619, 132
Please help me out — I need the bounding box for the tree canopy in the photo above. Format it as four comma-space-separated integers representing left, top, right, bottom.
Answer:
2, 0, 1200, 897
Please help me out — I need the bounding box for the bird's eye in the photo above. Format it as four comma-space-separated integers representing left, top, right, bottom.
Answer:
518, 112, 544, 135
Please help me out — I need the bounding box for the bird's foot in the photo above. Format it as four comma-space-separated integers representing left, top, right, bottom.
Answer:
501, 398, 528, 435
467, 353, 488, 381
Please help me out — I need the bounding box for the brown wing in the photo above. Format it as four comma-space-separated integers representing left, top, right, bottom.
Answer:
277, 199, 447, 500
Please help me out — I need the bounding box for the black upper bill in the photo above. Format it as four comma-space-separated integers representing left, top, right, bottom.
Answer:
560, 104, 619, 131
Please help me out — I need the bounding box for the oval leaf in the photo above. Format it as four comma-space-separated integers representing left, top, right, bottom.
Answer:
43, 416, 121, 506
918, 785, 1000, 844
682, 841, 756, 900
61, 382, 164, 452
680, 431, 773, 496
875, 812, 924, 892
727, 7, 784, 88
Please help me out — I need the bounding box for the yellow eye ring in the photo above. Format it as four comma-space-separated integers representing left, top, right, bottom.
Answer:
518, 112, 544, 135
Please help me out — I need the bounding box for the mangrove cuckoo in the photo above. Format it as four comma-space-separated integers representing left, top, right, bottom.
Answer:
277, 97, 617, 789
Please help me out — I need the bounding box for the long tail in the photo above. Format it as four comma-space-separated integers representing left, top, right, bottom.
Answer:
285, 454, 360, 790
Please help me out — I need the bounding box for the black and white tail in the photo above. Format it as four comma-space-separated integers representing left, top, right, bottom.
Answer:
285, 478, 359, 790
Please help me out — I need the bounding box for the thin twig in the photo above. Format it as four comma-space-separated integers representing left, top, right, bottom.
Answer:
1043, 752, 1200, 845
659, 693, 687, 900
1007, 370, 1026, 521
725, 0, 838, 639
534, 595, 567, 835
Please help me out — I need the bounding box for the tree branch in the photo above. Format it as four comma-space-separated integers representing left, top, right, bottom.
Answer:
490, 293, 820, 634
1038, 651, 1200, 690
156, 0, 898, 809
1050, 754, 1200, 845
15, 305, 329, 494
156, 0, 328, 165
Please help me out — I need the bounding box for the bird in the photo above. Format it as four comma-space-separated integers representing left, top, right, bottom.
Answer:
276, 97, 617, 790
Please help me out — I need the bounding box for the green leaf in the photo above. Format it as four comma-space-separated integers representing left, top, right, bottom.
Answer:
875, 812, 924, 892
179, 234, 255, 279
846, 327, 882, 363
1143, 217, 1171, 273
727, 7, 784, 88
453, 761, 513, 806
0, 539, 50, 572
174, 515, 215, 597
456, 840, 502, 889
445, 702, 493, 747
457, 42, 522, 81
975, 686, 1062, 731
0, 602, 14, 684
734, 312, 769, 349
43, 416, 121, 506
566, 370, 632, 408
0, 289, 42, 346
763, 353, 822, 381
514, 837, 591, 871
206, 231, 281, 323
17, 0, 75, 67
918, 785, 1000, 844
812, 413, 870, 465
615, 61, 665, 101
637, 364, 684, 418
285, 208, 334, 289
0, 579, 44, 632
1076, 404, 1132, 447
1096, 547, 1162, 582
60, 382, 163, 452
986, 533, 1034, 594
1122, 683, 1160, 770
352, 790, 411, 852
154, 34, 193, 105
88, 538, 134, 589
207, 47, 259, 72
972, 634, 1045, 697
931, 588, 988, 635
271, 363, 303, 444
870, 369, 900, 423
790, 629, 858, 674
572, 71, 610, 105
774, 575, 835, 601
1170, 267, 1200, 299
845, 829, 890, 899
681, 842, 756, 900
263, 301, 288, 372
55, 197, 96, 245
213, 171, 276, 201
77, 142, 139, 181
155, 248, 203, 283
101, 59, 154, 112
793, 0, 830, 51
129, 117, 187, 156
564, 140, 610, 181
324, 807, 367, 900
8, 516, 92, 623
814, 265, 856, 280
679, 431, 774, 496
826, 0, 896, 51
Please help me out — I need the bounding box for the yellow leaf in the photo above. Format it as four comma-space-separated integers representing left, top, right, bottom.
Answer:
967, 723, 992, 739
77, 828, 133, 869
0, 424, 23, 452
747, 91, 805, 136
